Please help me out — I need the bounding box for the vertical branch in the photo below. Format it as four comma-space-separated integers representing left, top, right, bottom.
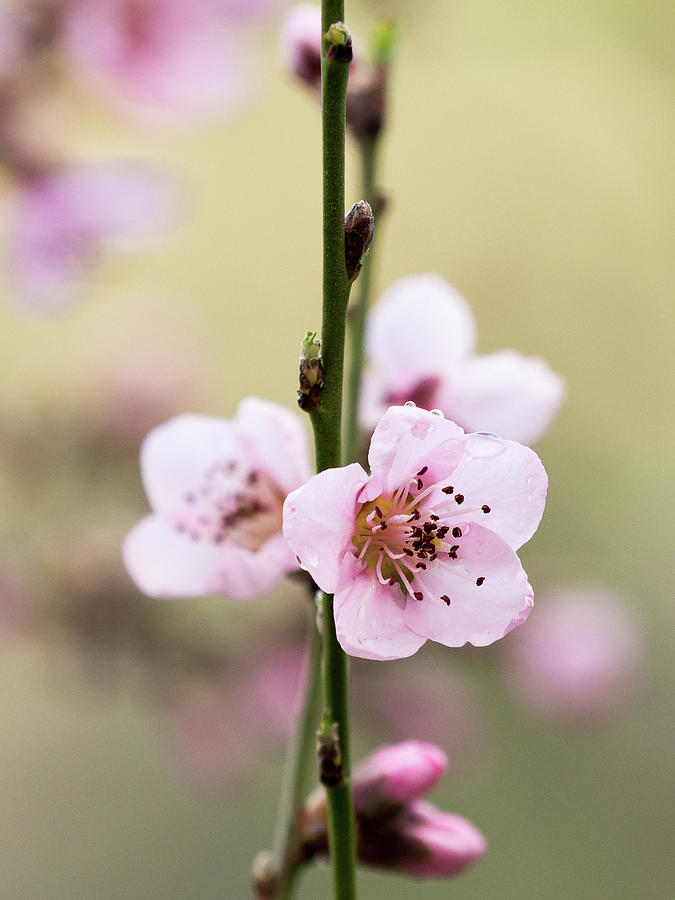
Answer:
306, 4, 358, 898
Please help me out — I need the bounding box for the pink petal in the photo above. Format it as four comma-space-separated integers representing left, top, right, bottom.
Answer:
123, 515, 229, 598
403, 524, 533, 648
140, 414, 239, 515
403, 800, 487, 878
437, 432, 548, 550
363, 406, 466, 501
235, 397, 311, 495
334, 561, 426, 661
366, 274, 476, 394
282, 464, 368, 593
352, 741, 447, 807
124, 516, 296, 600
445, 350, 565, 445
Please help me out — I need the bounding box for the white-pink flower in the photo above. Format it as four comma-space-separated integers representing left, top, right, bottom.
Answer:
8, 162, 175, 311
283, 404, 547, 660
62, 0, 255, 119
124, 398, 312, 600
363, 274, 565, 445
504, 585, 643, 723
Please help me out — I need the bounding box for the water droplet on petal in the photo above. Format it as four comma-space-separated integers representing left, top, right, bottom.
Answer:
430, 408, 444, 417
404, 400, 416, 407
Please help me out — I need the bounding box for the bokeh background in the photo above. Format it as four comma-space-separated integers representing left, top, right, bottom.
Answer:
0, 0, 673, 897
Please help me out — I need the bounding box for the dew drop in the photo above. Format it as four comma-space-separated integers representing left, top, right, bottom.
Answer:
404, 400, 417, 407
429, 408, 444, 417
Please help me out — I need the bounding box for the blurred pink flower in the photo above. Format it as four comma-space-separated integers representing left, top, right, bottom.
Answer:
305, 740, 486, 879
354, 659, 488, 772
279, 4, 322, 88
166, 641, 305, 789
8, 162, 175, 311
363, 274, 565, 445
504, 585, 644, 723
124, 398, 312, 600
283, 404, 547, 660
62, 0, 256, 118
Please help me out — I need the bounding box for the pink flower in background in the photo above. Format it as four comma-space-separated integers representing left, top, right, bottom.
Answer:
166, 641, 305, 790
279, 4, 322, 88
9, 163, 175, 311
124, 398, 312, 600
504, 585, 644, 723
354, 658, 488, 773
62, 0, 256, 118
363, 274, 565, 445
305, 740, 486, 878
284, 404, 547, 660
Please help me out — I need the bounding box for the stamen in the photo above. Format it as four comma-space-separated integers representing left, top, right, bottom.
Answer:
481, 505, 491, 513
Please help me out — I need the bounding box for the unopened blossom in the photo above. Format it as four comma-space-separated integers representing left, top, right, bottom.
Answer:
284, 404, 547, 660
363, 274, 565, 445
351, 740, 447, 809
124, 398, 312, 600
62, 0, 254, 119
303, 740, 486, 879
8, 162, 175, 311
504, 585, 643, 723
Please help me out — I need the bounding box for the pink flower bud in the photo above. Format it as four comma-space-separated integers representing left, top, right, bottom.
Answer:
352, 740, 447, 809
397, 800, 487, 878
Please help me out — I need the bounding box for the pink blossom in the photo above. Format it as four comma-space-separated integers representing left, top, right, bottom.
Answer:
283, 404, 547, 660
363, 274, 565, 445
504, 585, 643, 722
304, 740, 486, 878
8, 163, 175, 311
352, 740, 447, 809
62, 0, 254, 119
124, 398, 312, 600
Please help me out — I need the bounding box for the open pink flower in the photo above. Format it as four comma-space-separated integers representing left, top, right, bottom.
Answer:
363, 274, 565, 445
62, 0, 254, 119
9, 162, 175, 311
504, 585, 643, 723
283, 404, 547, 660
124, 398, 312, 600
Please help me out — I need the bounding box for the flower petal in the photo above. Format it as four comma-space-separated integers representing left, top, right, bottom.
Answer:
445, 350, 565, 445
283, 464, 368, 593
235, 397, 311, 495
140, 413, 239, 514
403, 524, 533, 647
434, 432, 548, 550
334, 564, 426, 661
366, 275, 476, 394
363, 406, 466, 501
123, 516, 295, 600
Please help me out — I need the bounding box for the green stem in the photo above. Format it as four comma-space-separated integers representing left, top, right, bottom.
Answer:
344, 134, 379, 464
272, 617, 323, 900
305, 4, 358, 899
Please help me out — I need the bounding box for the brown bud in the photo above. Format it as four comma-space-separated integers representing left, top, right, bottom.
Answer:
317, 723, 344, 787
297, 332, 323, 412
345, 200, 375, 281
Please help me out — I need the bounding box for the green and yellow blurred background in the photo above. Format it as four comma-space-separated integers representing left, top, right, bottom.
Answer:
0, 0, 673, 897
